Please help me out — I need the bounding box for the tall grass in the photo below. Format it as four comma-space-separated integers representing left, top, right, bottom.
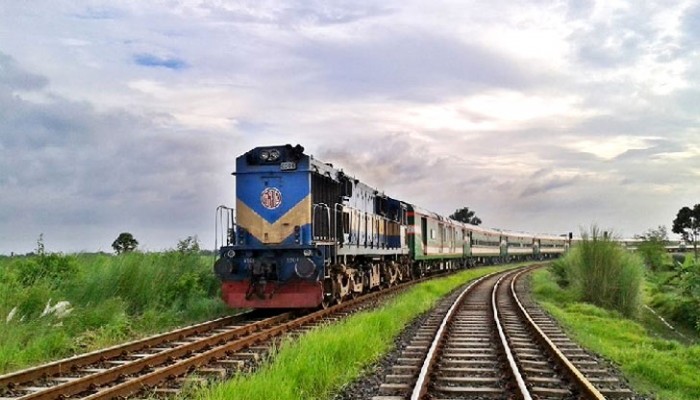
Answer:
0, 250, 229, 373
69, 252, 221, 314
551, 227, 644, 317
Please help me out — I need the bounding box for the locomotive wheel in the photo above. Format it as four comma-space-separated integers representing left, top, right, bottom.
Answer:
388, 265, 399, 286
321, 278, 335, 309
321, 297, 332, 309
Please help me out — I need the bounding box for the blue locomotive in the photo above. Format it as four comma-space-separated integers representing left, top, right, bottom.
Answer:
214, 144, 569, 308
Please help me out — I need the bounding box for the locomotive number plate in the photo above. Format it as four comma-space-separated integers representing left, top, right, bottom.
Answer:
280, 161, 297, 171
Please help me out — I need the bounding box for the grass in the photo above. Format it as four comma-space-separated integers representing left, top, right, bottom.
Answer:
551, 227, 644, 317
532, 268, 700, 400
195, 264, 518, 400
0, 250, 230, 374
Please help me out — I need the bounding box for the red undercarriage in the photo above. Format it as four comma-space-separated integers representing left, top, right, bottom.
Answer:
221, 280, 323, 308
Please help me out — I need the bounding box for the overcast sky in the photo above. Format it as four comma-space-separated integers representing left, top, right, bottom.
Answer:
1, 1, 699, 254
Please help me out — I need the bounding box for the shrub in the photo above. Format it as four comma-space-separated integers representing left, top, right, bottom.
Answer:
672, 253, 686, 266
15, 253, 79, 287
551, 227, 644, 318
637, 240, 672, 271
549, 258, 570, 287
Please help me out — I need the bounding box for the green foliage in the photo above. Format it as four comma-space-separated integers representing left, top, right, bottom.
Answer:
550, 226, 644, 317
70, 251, 222, 314
449, 206, 482, 225
672, 253, 687, 266
176, 235, 201, 254
532, 269, 700, 400
549, 257, 570, 287
111, 232, 139, 254
637, 240, 671, 272
636, 225, 669, 242
15, 253, 79, 287
0, 248, 229, 374
635, 225, 671, 271
649, 257, 700, 332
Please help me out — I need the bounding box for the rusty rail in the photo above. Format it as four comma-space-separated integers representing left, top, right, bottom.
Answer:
410, 268, 521, 400
3, 273, 432, 400
511, 268, 606, 400
0, 312, 254, 390
492, 271, 533, 400
86, 277, 426, 399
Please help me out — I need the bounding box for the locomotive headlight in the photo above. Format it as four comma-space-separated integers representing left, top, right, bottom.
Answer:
295, 257, 317, 278
226, 249, 236, 258
303, 249, 313, 257
268, 149, 280, 161
260, 150, 270, 161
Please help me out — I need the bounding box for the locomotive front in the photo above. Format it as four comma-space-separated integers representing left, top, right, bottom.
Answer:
214, 144, 325, 308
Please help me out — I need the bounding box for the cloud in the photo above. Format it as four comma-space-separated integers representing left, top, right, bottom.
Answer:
0, 53, 236, 253
566, 0, 595, 20
681, 2, 700, 46
295, 31, 544, 100
1, 1, 699, 252
520, 170, 582, 198
72, 7, 122, 20
0, 52, 49, 91
133, 53, 188, 70
277, 1, 394, 26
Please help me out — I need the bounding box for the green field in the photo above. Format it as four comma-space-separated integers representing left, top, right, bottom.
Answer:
0, 250, 229, 373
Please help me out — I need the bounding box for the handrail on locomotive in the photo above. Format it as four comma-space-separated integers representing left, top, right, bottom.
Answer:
215, 205, 236, 250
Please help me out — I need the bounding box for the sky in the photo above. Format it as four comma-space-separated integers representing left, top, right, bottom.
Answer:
1, 1, 699, 254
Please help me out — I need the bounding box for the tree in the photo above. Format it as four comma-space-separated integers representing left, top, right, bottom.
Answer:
112, 232, 139, 254
176, 235, 201, 254
672, 204, 700, 260
449, 207, 482, 225
635, 226, 670, 271
634, 225, 668, 242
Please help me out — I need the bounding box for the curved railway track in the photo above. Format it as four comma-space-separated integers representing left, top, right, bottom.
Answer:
0, 273, 431, 400
374, 265, 636, 400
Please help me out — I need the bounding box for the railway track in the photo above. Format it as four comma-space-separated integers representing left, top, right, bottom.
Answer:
0, 274, 428, 400
373, 265, 637, 400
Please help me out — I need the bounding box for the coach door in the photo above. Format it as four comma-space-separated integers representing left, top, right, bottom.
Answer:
421, 217, 428, 255
464, 230, 472, 256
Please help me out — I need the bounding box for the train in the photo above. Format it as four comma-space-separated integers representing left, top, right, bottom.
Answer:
214, 144, 571, 309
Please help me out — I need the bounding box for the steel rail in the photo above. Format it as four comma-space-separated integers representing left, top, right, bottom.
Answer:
84, 276, 427, 400
6, 273, 428, 400
409, 268, 516, 400
492, 272, 532, 400
511, 268, 606, 400
10, 312, 293, 400
0, 312, 253, 390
